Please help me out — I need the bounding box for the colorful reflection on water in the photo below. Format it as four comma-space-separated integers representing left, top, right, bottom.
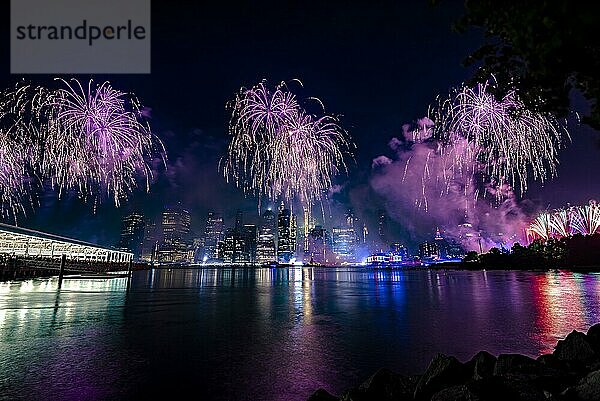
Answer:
1, 268, 600, 401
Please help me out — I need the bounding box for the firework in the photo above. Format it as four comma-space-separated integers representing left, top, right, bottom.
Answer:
0, 79, 165, 218
40, 78, 164, 206
571, 201, 600, 235
0, 130, 29, 219
223, 80, 352, 208
0, 82, 46, 219
405, 79, 570, 210
527, 212, 552, 241
527, 201, 600, 241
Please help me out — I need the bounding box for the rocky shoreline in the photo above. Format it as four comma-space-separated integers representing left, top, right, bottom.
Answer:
308, 324, 600, 401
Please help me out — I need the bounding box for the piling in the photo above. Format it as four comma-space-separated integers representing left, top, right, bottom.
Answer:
57, 254, 66, 289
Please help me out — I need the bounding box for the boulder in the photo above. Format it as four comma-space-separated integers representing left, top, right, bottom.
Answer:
339, 388, 366, 401
573, 369, 600, 401
469, 351, 497, 380
431, 384, 479, 401
587, 323, 600, 351
493, 354, 540, 377
553, 330, 596, 362
357, 368, 418, 401
414, 353, 467, 400
470, 376, 546, 401
308, 388, 339, 401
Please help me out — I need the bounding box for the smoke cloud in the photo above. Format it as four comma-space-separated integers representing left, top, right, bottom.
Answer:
370, 119, 529, 251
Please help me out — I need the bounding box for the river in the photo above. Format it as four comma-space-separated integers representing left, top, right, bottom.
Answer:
1, 267, 599, 400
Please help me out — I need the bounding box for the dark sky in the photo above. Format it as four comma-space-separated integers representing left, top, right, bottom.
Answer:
1, 1, 599, 247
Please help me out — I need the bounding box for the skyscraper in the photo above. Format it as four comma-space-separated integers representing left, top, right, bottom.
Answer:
221, 210, 257, 265
242, 224, 257, 264
157, 206, 192, 263
202, 211, 223, 262
277, 202, 296, 263
377, 209, 387, 252
140, 220, 159, 263
222, 228, 236, 263
257, 209, 276, 264
306, 225, 330, 265
117, 213, 145, 261
332, 227, 356, 263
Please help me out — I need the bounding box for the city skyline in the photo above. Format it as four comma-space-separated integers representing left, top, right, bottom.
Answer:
114, 204, 466, 266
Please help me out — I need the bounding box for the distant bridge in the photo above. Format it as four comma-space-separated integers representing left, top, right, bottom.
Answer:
0, 223, 132, 263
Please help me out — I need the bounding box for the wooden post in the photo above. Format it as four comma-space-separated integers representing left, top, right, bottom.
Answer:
126, 260, 133, 290
57, 254, 66, 289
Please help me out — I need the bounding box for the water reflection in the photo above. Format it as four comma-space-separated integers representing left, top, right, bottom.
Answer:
1, 268, 600, 401
531, 271, 600, 353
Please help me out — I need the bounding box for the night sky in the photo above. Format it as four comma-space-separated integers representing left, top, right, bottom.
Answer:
1, 1, 599, 249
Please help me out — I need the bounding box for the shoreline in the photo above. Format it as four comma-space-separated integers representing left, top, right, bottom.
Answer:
308, 324, 600, 401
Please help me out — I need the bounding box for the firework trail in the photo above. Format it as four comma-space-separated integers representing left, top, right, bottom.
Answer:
0, 130, 29, 219
527, 201, 600, 241
223, 80, 352, 209
405, 78, 570, 210
0, 82, 48, 219
0, 79, 165, 219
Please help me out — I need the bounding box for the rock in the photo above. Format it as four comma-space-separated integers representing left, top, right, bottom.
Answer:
470, 376, 546, 401
308, 388, 339, 401
494, 354, 540, 376
431, 384, 479, 401
536, 354, 556, 366
573, 369, 600, 401
357, 368, 417, 401
469, 351, 497, 380
553, 330, 596, 362
587, 323, 600, 351
414, 353, 467, 400
339, 388, 366, 401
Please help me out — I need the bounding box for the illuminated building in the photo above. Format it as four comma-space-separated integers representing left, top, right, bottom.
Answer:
419, 241, 440, 261
434, 227, 448, 259
0, 223, 132, 263
117, 212, 145, 261
277, 202, 297, 263
202, 211, 223, 262
389, 243, 408, 259
257, 209, 276, 264
332, 227, 356, 263
157, 206, 192, 263
242, 224, 257, 264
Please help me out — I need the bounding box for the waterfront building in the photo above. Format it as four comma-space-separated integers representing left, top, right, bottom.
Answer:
0, 223, 132, 263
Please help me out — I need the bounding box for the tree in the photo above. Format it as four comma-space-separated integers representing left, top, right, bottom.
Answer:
452, 0, 600, 129
463, 250, 479, 262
